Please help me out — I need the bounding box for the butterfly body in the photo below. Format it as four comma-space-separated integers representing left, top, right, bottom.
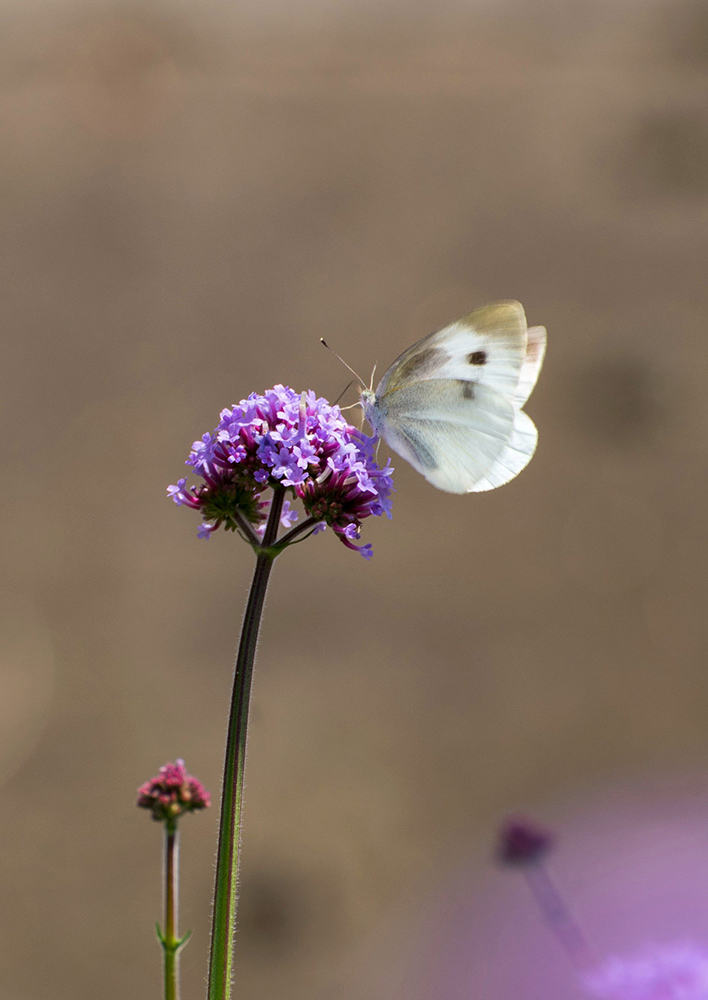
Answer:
360, 301, 546, 493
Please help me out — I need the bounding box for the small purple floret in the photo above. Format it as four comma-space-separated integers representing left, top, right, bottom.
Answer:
582, 944, 708, 1000
498, 816, 554, 866
168, 385, 394, 557
137, 759, 211, 823
279, 499, 297, 529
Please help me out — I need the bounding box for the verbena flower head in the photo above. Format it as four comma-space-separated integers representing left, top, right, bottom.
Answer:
497, 816, 554, 866
582, 944, 708, 1000
137, 759, 211, 823
168, 385, 394, 557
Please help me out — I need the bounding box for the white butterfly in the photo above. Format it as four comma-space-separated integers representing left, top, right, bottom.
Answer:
359, 301, 546, 493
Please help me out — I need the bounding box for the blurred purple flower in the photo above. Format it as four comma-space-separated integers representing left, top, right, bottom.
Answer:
168, 384, 394, 556
279, 499, 297, 529
137, 758, 211, 824
498, 816, 554, 866
582, 944, 708, 1000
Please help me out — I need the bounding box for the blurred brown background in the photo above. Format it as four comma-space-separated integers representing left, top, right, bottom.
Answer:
2, 0, 708, 997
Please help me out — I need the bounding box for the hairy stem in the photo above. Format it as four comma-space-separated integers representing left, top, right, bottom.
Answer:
207, 487, 285, 1000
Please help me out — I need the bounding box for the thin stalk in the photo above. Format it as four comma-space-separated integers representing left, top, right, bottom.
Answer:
163, 822, 180, 1000
207, 487, 285, 1000
276, 516, 319, 549
232, 509, 261, 549
525, 864, 594, 970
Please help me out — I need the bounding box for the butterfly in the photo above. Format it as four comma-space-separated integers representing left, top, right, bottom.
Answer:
358, 301, 546, 493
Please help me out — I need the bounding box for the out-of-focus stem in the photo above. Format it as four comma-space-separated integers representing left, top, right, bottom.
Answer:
525, 863, 594, 970
207, 486, 285, 1000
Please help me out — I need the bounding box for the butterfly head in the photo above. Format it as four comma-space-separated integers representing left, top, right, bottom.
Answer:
359, 361, 378, 403
360, 386, 376, 410
360, 385, 386, 438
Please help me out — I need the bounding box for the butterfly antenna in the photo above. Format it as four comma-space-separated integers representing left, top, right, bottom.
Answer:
320, 339, 366, 388
369, 363, 377, 392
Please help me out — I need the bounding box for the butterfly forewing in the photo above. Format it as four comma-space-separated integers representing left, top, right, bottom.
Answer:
376, 301, 530, 400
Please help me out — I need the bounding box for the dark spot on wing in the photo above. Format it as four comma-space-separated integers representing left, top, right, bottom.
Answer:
468, 350, 487, 366
460, 381, 475, 400
395, 347, 446, 381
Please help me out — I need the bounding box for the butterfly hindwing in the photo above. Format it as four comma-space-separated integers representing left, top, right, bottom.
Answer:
377, 379, 538, 493
514, 325, 546, 407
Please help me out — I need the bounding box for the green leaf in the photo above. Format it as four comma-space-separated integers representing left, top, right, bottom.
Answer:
176, 928, 193, 950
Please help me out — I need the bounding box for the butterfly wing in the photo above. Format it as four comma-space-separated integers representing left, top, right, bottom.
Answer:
377, 379, 538, 493
376, 301, 545, 402
366, 300, 545, 492
514, 325, 546, 406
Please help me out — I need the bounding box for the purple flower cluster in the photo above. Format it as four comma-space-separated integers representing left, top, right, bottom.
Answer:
582, 944, 708, 1000
168, 385, 394, 557
137, 759, 211, 824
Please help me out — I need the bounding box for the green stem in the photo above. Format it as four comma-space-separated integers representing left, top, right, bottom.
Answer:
276, 515, 319, 549
163, 823, 180, 1000
207, 487, 285, 1000
232, 509, 261, 549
